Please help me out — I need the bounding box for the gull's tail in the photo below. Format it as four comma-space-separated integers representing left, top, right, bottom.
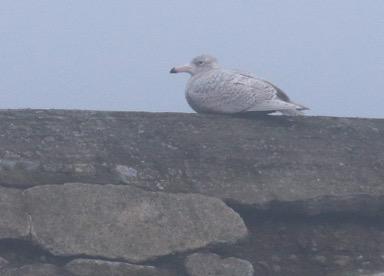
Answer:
279, 102, 309, 116
279, 109, 305, 116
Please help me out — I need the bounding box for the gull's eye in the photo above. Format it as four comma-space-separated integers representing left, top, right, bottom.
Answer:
197, 60, 204, 65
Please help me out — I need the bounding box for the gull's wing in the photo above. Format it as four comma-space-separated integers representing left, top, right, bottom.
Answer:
234, 72, 308, 112
187, 69, 305, 113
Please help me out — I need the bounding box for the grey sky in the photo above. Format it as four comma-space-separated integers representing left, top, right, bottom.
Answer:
1, 1, 383, 118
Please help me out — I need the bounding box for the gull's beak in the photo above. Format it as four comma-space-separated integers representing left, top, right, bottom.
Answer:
169, 64, 193, 74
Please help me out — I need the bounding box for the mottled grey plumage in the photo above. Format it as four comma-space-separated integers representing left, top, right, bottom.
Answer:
170, 55, 308, 115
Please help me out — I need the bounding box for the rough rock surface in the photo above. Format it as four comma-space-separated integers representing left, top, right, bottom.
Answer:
0, 256, 9, 268
64, 258, 170, 276
0, 110, 383, 276
24, 183, 247, 262
1, 264, 69, 276
216, 211, 384, 276
0, 110, 383, 214
185, 253, 254, 276
0, 187, 29, 239
327, 271, 384, 276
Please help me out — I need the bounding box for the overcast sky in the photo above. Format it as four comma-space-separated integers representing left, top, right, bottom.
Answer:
1, 1, 383, 118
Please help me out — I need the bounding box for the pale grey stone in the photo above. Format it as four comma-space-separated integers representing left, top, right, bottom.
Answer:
65, 258, 170, 276
24, 183, 247, 262
115, 165, 138, 183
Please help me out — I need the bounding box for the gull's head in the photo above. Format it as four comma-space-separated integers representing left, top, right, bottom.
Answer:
170, 55, 219, 76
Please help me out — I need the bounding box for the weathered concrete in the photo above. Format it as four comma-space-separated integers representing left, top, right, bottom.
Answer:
24, 183, 247, 262
0, 110, 383, 214
185, 253, 254, 276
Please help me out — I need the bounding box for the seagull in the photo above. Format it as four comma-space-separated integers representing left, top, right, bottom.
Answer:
170, 54, 308, 115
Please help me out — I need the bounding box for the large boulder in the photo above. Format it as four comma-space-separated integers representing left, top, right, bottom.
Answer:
24, 183, 247, 262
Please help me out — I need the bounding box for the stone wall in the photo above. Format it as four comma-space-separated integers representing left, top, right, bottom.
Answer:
0, 110, 383, 275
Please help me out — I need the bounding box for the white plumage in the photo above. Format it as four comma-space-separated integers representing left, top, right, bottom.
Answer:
170, 55, 308, 115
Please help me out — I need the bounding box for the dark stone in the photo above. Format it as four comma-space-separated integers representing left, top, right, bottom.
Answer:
185, 253, 254, 276
0, 256, 9, 268
216, 212, 384, 276
1, 263, 69, 276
